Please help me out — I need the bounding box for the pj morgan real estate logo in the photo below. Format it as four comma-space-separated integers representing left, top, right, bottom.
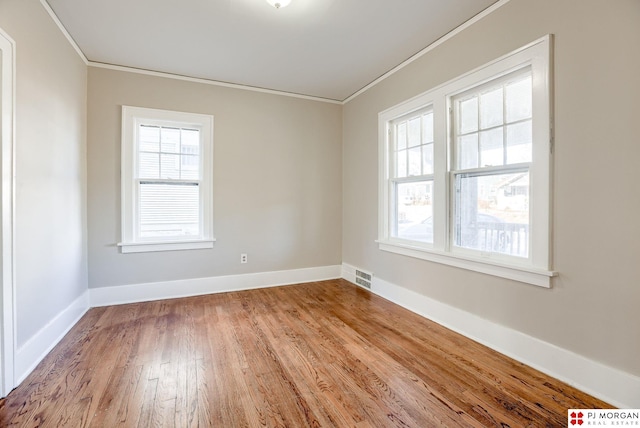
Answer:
568, 409, 640, 426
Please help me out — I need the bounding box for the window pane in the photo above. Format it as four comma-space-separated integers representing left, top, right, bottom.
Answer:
139, 125, 160, 152
181, 129, 200, 155
396, 149, 407, 178
458, 134, 478, 169
408, 117, 421, 148
161, 127, 180, 153
506, 75, 532, 122
454, 172, 529, 257
423, 112, 434, 143
480, 87, 503, 129
160, 154, 180, 179
422, 142, 434, 175
397, 122, 407, 150
395, 180, 433, 243
138, 152, 159, 179
180, 155, 199, 179
459, 97, 478, 134
139, 182, 200, 238
408, 146, 421, 176
506, 121, 532, 164
479, 128, 504, 167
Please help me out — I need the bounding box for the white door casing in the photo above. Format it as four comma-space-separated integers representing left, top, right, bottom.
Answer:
0, 26, 16, 397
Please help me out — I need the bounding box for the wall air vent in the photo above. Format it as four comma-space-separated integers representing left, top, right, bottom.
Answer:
355, 269, 372, 289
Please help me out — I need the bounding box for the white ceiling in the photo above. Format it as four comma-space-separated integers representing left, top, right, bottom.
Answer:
45, 0, 498, 102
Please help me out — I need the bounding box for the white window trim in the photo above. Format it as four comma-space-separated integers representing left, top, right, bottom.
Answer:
378, 35, 556, 287
120, 106, 215, 253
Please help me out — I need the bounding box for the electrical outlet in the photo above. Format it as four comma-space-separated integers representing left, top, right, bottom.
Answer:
240, 253, 248, 264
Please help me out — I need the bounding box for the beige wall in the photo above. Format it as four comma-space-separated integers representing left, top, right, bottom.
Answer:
343, 0, 640, 376
0, 0, 88, 347
87, 68, 342, 288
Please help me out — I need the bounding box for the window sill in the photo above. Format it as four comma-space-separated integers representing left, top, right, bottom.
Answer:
118, 239, 216, 253
377, 240, 556, 288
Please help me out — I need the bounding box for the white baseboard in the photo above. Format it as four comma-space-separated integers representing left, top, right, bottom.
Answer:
90, 265, 342, 307
15, 291, 90, 385
342, 263, 640, 409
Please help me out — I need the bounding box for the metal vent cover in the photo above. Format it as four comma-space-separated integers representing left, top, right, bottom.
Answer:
355, 269, 372, 289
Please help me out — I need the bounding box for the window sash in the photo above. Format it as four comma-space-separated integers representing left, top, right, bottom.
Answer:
390, 176, 435, 243
135, 179, 203, 241
390, 107, 434, 180
452, 69, 533, 172
451, 166, 530, 260
136, 124, 202, 181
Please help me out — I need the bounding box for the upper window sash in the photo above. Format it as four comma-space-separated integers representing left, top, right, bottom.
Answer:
451, 69, 533, 173
390, 107, 434, 179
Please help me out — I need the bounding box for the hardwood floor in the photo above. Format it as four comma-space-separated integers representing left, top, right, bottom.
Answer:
0, 279, 610, 427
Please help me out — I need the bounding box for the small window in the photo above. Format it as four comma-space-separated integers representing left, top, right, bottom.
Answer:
378, 36, 555, 287
120, 106, 214, 253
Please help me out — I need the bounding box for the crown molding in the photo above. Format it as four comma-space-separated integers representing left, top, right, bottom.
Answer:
40, 0, 511, 105
88, 62, 342, 104
41, 0, 511, 105
343, 0, 513, 104
39, 0, 88, 65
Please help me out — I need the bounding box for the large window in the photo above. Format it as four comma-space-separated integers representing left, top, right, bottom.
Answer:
378, 36, 555, 287
120, 106, 214, 253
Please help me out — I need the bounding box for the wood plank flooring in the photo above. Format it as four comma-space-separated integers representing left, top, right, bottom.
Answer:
0, 279, 611, 427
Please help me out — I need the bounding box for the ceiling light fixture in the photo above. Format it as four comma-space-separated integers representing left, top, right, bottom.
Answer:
266, 0, 291, 9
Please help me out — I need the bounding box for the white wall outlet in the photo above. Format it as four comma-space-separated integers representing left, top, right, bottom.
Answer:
240, 253, 248, 264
